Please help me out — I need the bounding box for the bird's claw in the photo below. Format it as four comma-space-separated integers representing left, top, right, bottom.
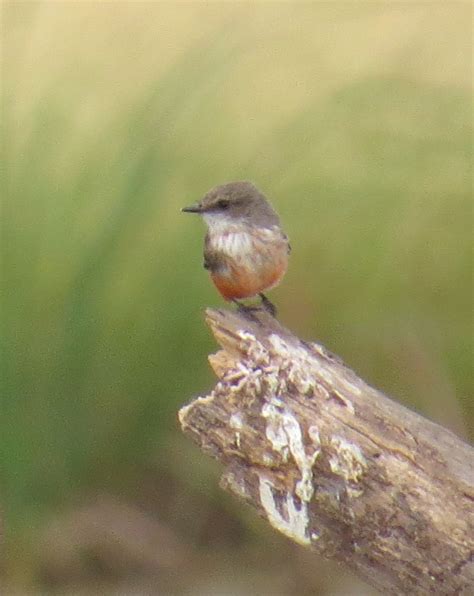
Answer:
259, 293, 277, 317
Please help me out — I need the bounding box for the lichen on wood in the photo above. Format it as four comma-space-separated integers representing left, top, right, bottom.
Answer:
178, 308, 474, 595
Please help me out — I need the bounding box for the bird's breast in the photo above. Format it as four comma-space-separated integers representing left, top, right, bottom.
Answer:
211, 228, 254, 257
205, 225, 289, 297
208, 225, 287, 259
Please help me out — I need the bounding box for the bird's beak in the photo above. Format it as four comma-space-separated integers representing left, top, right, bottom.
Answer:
181, 203, 202, 214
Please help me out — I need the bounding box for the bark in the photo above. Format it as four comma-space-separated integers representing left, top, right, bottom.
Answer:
178, 308, 474, 595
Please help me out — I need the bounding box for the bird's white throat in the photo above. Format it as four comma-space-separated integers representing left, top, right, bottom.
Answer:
202, 211, 237, 232
203, 213, 254, 257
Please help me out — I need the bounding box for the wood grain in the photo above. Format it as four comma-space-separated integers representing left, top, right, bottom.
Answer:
179, 308, 474, 595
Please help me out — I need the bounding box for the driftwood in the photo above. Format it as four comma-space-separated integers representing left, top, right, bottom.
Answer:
178, 308, 474, 595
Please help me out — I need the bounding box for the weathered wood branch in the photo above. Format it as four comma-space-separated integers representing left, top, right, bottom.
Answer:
179, 308, 474, 595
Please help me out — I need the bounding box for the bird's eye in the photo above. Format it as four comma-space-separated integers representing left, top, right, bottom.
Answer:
217, 199, 230, 209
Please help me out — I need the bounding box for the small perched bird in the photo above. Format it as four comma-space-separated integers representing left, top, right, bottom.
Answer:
182, 181, 290, 316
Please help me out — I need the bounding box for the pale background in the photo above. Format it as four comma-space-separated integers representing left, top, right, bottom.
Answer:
3, 2, 472, 593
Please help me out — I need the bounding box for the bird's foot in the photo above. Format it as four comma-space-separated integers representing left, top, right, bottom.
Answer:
232, 296, 277, 320
259, 293, 277, 317
232, 300, 262, 321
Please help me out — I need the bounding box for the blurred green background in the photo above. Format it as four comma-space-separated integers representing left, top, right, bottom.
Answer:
2, 2, 472, 593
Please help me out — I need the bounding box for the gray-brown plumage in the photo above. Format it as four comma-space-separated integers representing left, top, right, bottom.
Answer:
182, 181, 290, 316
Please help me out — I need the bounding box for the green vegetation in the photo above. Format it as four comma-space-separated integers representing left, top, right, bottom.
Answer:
2, 2, 472, 591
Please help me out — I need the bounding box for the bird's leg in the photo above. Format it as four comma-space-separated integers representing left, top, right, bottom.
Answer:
259, 293, 277, 317
232, 299, 245, 313
232, 299, 261, 321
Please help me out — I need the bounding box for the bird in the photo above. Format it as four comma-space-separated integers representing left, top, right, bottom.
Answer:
182, 181, 290, 317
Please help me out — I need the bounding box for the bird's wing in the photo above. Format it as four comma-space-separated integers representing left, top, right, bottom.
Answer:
204, 232, 227, 272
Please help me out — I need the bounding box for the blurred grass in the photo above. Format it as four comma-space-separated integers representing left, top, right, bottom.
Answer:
2, 1, 472, 591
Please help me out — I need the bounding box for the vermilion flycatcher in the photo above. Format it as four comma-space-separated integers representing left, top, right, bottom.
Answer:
182, 181, 290, 316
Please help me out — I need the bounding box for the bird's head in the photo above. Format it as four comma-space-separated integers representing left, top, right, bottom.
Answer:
182, 181, 279, 229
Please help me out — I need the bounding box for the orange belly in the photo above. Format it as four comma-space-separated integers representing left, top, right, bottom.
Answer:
211, 257, 287, 300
